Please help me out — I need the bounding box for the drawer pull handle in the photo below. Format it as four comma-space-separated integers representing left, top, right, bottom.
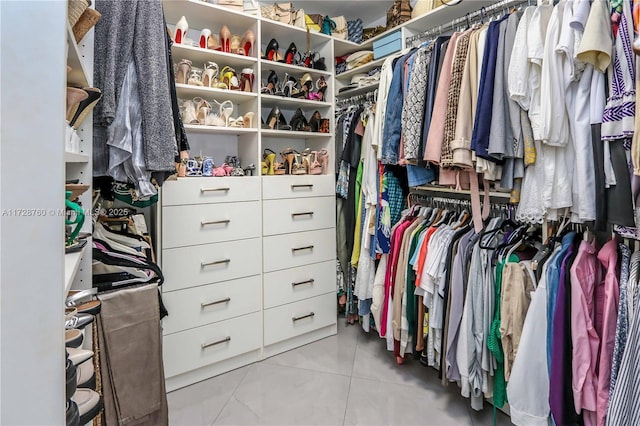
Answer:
291, 212, 314, 218
201, 219, 231, 226
201, 187, 230, 193
292, 312, 315, 322
292, 279, 315, 287
201, 336, 231, 349
201, 259, 231, 267
291, 184, 314, 189
292, 245, 314, 252
201, 297, 231, 308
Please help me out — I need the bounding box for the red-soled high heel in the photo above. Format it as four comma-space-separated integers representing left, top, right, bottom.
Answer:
241, 30, 256, 56
220, 25, 231, 53
174, 16, 188, 44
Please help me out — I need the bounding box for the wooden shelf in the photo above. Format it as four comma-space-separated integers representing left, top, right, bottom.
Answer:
260, 93, 331, 109
261, 129, 333, 139
335, 58, 386, 81
66, 23, 89, 87
183, 124, 257, 134
175, 83, 257, 104
64, 151, 90, 163
172, 44, 258, 69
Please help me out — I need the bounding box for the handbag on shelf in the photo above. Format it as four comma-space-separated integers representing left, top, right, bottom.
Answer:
362, 25, 385, 41
332, 16, 348, 40
386, 0, 412, 30
261, 2, 294, 23
411, 0, 444, 18
217, 0, 244, 12
347, 18, 363, 43
305, 14, 321, 32
293, 8, 306, 28
321, 16, 336, 36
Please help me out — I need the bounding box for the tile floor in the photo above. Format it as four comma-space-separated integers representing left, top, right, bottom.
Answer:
168, 319, 513, 426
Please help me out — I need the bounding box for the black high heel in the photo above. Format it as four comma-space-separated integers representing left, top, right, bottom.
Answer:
261, 70, 278, 94
262, 106, 291, 130
263, 39, 279, 61
308, 110, 321, 132
290, 108, 310, 132
281, 42, 298, 65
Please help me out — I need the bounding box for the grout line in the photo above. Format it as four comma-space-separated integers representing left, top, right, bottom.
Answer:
210, 366, 253, 425
261, 358, 353, 378
342, 375, 354, 426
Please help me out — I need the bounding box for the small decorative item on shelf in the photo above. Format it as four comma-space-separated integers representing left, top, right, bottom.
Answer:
347, 19, 364, 43
202, 157, 214, 176
386, 0, 412, 30
182, 154, 249, 177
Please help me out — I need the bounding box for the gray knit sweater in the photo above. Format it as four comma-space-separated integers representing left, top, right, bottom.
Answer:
93, 0, 176, 173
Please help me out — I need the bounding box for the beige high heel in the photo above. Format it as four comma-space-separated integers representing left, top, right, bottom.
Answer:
194, 97, 212, 124
202, 62, 219, 87
66, 87, 88, 122
243, 112, 255, 128
181, 99, 199, 124
175, 59, 192, 84
220, 25, 231, 53
241, 30, 256, 56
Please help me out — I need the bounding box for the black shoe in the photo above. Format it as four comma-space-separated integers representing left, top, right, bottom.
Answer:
66, 400, 80, 426
312, 56, 327, 71
261, 70, 278, 95
66, 358, 78, 400
281, 42, 297, 64
290, 108, 310, 132
262, 38, 279, 61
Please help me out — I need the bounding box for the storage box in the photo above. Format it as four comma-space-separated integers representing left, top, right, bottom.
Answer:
373, 31, 403, 59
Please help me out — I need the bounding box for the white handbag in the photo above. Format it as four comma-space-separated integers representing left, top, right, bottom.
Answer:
293, 8, 306, 28
332, 15, 348, 40
412, 0, 444, 18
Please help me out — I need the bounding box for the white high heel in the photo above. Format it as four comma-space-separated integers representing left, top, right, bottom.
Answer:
215, 100, 234, 127
174, 16, 188, 44
199, 29, 211, 49
202, 61, 219, 88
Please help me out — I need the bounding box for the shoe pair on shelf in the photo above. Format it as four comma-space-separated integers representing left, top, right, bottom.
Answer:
261, 148, 328, 175
183, 155, 252, 177
64, 287, 102, 426
262, 39, 327, 70
176, 60, 254, 92
181, 98, 254, 128
66, 86, 102, 129
261, 107, 328, 133
174, 16, 256, 56
261, 71, 327, 101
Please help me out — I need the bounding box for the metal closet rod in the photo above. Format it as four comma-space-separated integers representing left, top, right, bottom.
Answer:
407, 0, 532, 44
336, 90, 378, 106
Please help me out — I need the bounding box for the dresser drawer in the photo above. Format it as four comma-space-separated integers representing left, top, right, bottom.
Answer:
262, 175, 334, 200
163, 312, 261, 378
162, 238, 261, 291
263, 229, 336, 272
263, 197, 335, 236
263, 261, 336, 309
162, 275, 261, 335
264, 293, 336, 346
162, 201, 260, 248
162, 177, 260, 206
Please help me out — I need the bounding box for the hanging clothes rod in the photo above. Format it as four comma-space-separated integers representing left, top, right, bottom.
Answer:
336, 90, 378, 107
406, 0, 531, 45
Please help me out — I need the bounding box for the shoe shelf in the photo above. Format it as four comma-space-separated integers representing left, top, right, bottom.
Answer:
64, 151, 90, 163
65, 242, 87, 296
261, 129, 334, 140
183, 124, 257, 134
66, 23, 90, 87
335, 57, 386, 82
334, 37, 373, 58
175, 83, 257, 104
172, 44, 258, 70
259, 60, 331, 78
260, 94, 331, 109
336, 82, 380, 98
163, 0, 257, 34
